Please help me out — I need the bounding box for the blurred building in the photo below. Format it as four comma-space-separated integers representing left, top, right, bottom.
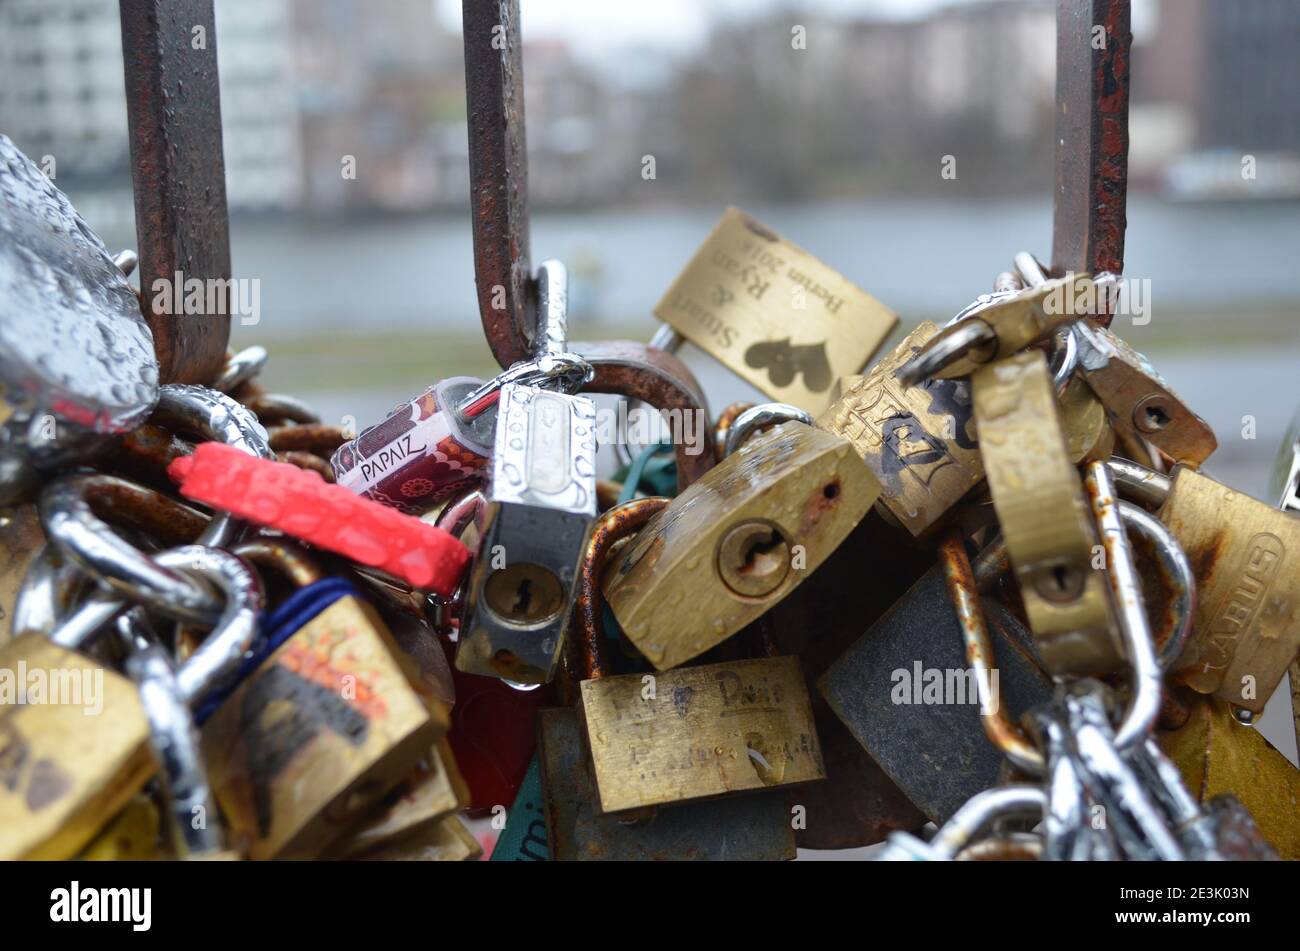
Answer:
1135, 0, 1300, 198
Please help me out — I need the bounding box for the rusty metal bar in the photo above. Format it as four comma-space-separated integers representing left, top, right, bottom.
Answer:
1051, 0, 1131, 282
463, 0, 534, 368
120, 0, 233, 385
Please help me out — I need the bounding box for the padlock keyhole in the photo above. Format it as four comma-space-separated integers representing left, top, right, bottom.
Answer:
512, 578, 534, 617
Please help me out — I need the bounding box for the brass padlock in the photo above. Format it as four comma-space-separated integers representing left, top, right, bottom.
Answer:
654, 206, 897, 414
324, 738, 468, 859
1158, 693, 1300, 860
76, 794, 169, 861
356, 815, 482, 861
1109, 458, 1300, 712
972, 350, 1120, 676
1073, 319, 1216, 466
200, 541, 450, 859
816, 322, 983, 537
603, 422, 876, 670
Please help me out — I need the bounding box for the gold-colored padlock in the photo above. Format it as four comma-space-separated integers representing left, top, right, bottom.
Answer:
817, 323, 983, 537
76, 793, 169, 861
972, 350, 1120, 676
324, 738, 468, 859
580, 656, 825, 813
1074, 319, 1217, 466
200, 541, 450, 860
654, 206, 897, 414
603, 422, 877, 670
0, 632, 154, 859
1158, 694, 1300, 860
1, 505, 46, 640
356, 815, 482, 861
1111, 460, 1300, 711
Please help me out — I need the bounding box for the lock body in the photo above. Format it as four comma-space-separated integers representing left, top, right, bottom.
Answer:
654, 207, 896, 414
818, 323, 982, 536
819, 565, 1052, 823
580, 656, 824, 812
0, 633, 154, 859
1074, 320, 1216, 466
456, 383, 598, 685
604, 423, 876, 670
1158, 695, 1300, 859
973, 351, 1120, 676
200, 592, 449, 859
538, 706, 796, 860
357, 815, 482, 861
1160, 468, 1300, 710
325, 738, 468, 858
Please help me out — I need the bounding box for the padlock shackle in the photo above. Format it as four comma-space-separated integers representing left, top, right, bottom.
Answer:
119, 610, 225, 858
723, 404, 812, 458
1105, 457, 1173, 507
212, 346, 268, 395
152, 546, 264, 707
929, 785, 1047, 860
1084, 460, 1163, 752
938, 530, 1045, 775
233, 539, 325, 588
574, 498, 671, 681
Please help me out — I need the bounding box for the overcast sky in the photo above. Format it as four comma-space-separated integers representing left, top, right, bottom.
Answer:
434, 0, 1000, 60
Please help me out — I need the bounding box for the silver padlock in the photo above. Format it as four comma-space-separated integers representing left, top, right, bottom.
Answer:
455, 261, 598, 686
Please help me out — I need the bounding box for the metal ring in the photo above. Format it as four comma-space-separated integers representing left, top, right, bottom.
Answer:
121, 615, 224, 857
153, 546, 263, 707
212, 346, 268, 394
1084, 461, 1162, 753
1013, 251, 1049, 288
723, 403, 813, 457
11, 543, 87, 640
1116, 500, 1195, 670
928, 786, 1047, 860
40, 475, 225, 626
1048, 327, 1079, 396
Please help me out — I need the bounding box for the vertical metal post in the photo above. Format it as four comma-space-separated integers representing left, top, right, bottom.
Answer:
1051, 0, 1131, 282
120, 0, 233, 384
463, 0, 534, 369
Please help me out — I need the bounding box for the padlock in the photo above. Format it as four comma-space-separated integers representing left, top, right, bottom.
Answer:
604, 421, 876, 670
1072, 320, 1216, 467
76, 794, 169, 861
815, 323, 981, 537
540, 499, 798, 860
332, 259, 593, 516
972, 350, 1120, 676
576, 497, 826, 810
198, 539, 450, 860
324, 738, 469, 859
1157, 692, 1300, 859
819, 533, 1054, 824
356, 815, 482, 862
0, 135, 159, 506
653, 206, 897, 414
1108, 457, 1300, 712
0, 544, 260, 859
454, 381, 597, 684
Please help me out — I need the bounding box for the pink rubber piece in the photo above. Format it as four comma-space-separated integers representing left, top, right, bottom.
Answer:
169, 442, 471, 596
